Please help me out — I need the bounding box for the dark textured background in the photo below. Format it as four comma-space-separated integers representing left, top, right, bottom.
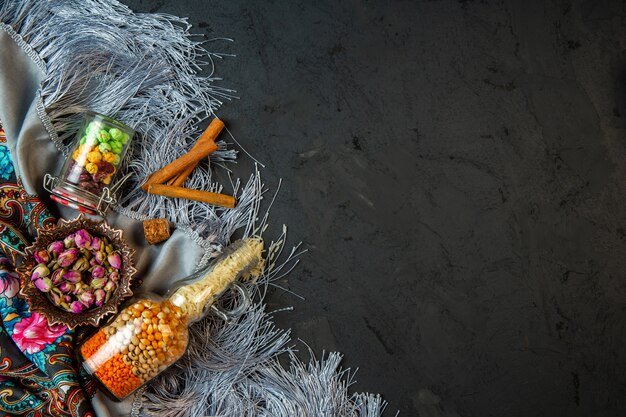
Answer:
124, 1, 626, 416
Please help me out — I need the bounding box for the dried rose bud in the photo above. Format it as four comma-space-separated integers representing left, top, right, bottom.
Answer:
92, 236, 102, 251
58, 282, 75, 294
90, 257, 99, 267
48, 241, 64, 255
72, 283, 83, 295
105, 244, 114, 255
94, 289, 105, 307
108, 271, 119, 282
90, 277, 106, 289
107, 253, 121, 270
63, 270, 82, 283
103, 280, 116, 292
95, 251, 106, 265
51, 268, 65, 285
34, 277, 52, 293
49, 289, 63, 306
58, 248, 79, 267
78, 290, 95, 308
91, 265, 105, 279
63, 295, 72, 303
63, 233, 76, 248
72, 257, 90, 272
75, 229, 93, 249
69, 301, 85, 313
34, 250, 50, 264
31, 264, 50, 281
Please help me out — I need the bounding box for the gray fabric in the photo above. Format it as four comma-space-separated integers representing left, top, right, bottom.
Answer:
0, 25, 208, 416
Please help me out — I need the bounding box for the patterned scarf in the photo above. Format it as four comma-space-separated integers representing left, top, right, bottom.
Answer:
0, 125, 95, 416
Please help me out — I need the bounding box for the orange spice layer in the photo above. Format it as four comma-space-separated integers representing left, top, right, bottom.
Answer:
94, 353, 142, 399
80, 329, 106, 358
81, 330, 143, 399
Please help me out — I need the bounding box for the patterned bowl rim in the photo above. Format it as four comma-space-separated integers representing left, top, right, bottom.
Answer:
17, 214, 136, 329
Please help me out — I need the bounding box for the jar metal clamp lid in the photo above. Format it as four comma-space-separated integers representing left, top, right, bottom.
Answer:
43, 172, 133, 216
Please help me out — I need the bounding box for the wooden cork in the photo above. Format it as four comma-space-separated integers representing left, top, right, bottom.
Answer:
143, 218, 171, 245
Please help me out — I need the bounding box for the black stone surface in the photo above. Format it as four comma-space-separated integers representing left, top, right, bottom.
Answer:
124, 1, 626, 416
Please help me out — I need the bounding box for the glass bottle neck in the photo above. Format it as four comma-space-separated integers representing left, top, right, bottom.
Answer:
166, 238, 264, 322
167, 266, 216, 322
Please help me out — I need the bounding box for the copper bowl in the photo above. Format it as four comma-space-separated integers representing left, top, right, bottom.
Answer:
18, 214, 136, 329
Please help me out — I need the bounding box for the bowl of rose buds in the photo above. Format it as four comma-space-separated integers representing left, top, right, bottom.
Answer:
18, 214, 137, 329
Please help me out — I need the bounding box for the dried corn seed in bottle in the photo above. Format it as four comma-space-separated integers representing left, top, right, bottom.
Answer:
77, 237, 264, 400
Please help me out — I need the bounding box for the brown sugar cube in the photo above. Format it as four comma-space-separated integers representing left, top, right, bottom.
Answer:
143, 218, 171, 245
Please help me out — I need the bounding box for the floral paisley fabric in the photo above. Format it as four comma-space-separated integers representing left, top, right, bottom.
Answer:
0, 125, 95, 416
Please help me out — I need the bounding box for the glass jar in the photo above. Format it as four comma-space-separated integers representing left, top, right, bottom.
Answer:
79, 294, 189, 400
49, 111, 134, 215
77, 238, 263, 401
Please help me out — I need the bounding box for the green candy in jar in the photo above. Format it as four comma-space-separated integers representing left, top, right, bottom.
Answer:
110, 141, 123, 155
99, 143, 112, 153
97, 130, 111, 143
109, 128, 123, 142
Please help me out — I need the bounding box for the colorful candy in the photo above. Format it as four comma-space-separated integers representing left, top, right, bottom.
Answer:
67, 120, 130, 195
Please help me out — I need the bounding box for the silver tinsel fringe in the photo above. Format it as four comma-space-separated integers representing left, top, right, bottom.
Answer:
0, 1, 389, 416
0, 0, 242, 242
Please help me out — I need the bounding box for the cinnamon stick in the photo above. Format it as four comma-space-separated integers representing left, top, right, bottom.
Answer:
142, 118, 224, 190
147, 184, 236, 209
167, 164, 196, 187
167, 124, 220, 186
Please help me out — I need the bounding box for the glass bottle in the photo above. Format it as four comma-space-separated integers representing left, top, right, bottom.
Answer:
49, 111, 134, 215
77, 238, 264, 401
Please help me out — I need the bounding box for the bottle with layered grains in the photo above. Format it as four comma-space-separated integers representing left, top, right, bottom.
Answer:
78, 237, 264, 400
